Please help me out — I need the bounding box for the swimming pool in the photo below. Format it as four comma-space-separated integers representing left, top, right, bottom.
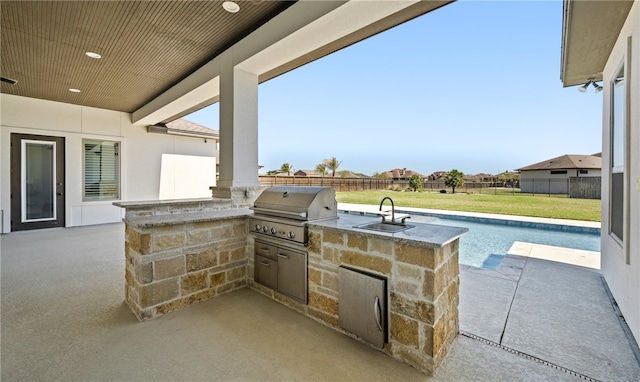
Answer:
409, 215, 601, 269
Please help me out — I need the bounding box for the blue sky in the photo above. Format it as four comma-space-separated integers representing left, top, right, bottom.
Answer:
185, 0, 603, 176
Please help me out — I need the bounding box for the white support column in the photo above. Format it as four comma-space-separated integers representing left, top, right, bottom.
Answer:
212, 51, 261, 204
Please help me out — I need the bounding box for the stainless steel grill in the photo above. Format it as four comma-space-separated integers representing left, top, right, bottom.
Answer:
250, 186, 338, 304
250, 186, 337, 245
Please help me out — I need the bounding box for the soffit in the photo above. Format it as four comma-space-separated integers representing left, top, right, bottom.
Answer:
0, 0, 293, 112
561, 0, 633, 87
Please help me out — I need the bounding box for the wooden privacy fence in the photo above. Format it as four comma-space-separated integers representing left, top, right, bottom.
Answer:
259, 176, 518, 194
569, 177, 601, 199
259, 176, 394, 191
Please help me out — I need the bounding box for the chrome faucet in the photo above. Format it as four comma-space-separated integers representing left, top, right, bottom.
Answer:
379, 196, 395, 224
379, 196, 410, 225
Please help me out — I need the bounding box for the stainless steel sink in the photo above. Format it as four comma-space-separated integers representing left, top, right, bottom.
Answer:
354, 221, 415, 233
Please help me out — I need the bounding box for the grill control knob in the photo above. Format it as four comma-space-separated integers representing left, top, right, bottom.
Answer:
288, 231, 295, 239
262, 226, 268, 233
270, 227, 277, 234
254, 224, 261, 231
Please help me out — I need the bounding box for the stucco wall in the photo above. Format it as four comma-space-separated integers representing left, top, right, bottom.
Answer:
0, 94, 217, 233
600, 2, 640, 344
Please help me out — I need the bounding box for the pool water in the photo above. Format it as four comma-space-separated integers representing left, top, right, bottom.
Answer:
417, 216, 601, 269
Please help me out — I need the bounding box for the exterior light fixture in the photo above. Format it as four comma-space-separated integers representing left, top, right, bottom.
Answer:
578, 78, 603, 93
222, 1, 240, 13
578, 79, 593, 93
592, 82, 603, 93
85, 51, 102, 59
69, 88, 81, 93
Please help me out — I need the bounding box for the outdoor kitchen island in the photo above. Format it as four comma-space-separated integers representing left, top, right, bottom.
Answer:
115, 196, 467, 375
301, 213, 467, 374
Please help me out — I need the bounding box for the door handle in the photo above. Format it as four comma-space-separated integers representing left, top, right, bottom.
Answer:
259, 261, 271, 267
277, 253, 289, 259
57, 192, 63, 196
374, 296, 383, 332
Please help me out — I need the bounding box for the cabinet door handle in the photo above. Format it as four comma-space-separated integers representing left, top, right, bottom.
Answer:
259, 247, 270, 253
374, 296, 383, 332
259, 261, 271, 267
277, 253, 289, 259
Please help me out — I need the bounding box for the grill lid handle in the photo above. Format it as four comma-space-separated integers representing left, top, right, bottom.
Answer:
251, 207, 307, 219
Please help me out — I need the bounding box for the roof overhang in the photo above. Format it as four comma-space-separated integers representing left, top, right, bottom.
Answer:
561, 0, 634, 87
132, 0, 453, 126
1, 0, 453, 126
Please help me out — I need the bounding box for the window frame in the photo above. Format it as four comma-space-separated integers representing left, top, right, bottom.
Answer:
608, 36, 632, 264
82, 139, 121, 202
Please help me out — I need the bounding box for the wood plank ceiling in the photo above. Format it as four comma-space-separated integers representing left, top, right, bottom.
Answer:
0, 1, 293, 112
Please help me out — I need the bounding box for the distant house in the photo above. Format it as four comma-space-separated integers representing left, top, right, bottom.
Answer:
294, 170, 321, 177
427, 171, 447, 181
266, 169, 318, 176
465, 173, 494, 182
383, 168, 425, 181
517, 154, 601, 194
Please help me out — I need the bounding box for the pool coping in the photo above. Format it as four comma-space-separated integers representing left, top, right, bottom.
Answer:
337, 203, 601, 235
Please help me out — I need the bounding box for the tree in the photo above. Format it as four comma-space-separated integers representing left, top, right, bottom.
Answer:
496, 171, 519, 187
409, 174, 423, 192
323, 157, 341, 177
280, 163, 292, 176
444, 169, 464, 193
315, 163, 327, 177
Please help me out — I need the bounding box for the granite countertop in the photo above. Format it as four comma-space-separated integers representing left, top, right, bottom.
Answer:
124, 208, 253, 228
113, 197, 231, 209
309, 213, 468, 247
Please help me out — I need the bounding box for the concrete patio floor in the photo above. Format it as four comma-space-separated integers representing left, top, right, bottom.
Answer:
2, 221, 639, 381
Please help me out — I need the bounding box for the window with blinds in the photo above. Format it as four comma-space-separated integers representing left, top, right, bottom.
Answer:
83, 140, 120, 201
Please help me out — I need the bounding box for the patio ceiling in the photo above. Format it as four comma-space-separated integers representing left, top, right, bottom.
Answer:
0, 0, 293, 113
561, 0, 634, 87
0, 1, 453, 124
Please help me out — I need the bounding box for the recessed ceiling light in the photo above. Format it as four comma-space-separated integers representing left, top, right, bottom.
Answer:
223, 1, 240, 13
85, 51, 102, 59
69, 88, 81, 93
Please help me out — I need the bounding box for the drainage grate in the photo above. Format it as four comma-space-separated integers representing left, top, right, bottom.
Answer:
459, 330, 602, 382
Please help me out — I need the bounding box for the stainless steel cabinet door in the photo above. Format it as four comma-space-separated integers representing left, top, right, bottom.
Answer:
338, 266, 387, 348
255, 254, 278, 289
276, 247, 307, 303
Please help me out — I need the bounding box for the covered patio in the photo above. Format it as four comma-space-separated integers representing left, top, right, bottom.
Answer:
2, 0, 639, 379
2, 219, 638, 381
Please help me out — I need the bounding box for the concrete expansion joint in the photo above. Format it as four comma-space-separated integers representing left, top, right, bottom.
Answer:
458, 331, 602, 382
498, 271, 522, 345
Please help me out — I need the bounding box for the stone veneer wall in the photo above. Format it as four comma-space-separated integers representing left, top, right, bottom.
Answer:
120, 199, 249, 321
247, 225, 460, 375
121, 199, 460, 374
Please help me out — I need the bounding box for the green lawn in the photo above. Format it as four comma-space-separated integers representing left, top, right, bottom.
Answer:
336, 190, 601, 222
